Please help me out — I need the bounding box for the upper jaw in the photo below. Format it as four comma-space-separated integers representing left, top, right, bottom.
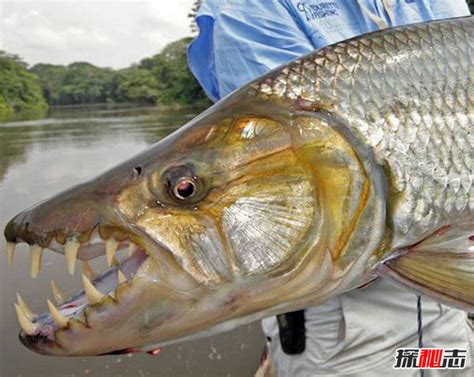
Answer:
5, 216, 143, 277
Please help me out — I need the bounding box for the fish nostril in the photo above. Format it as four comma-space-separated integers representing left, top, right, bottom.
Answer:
4, 219, 17, 243
4, 213, 30, 243
4, 214, 21, 243
133, 166, 142, 176
4, 213, 54, 249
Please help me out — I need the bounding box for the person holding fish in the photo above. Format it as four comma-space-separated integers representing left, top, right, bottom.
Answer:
188, 1, 473, 376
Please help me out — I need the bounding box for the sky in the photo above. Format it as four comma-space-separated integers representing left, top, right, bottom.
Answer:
0, 0, 196, 68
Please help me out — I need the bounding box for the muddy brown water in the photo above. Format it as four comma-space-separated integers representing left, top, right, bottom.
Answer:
0, 105, 264, 377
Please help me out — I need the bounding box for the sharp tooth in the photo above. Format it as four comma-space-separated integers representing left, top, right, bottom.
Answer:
16, 293, 36, 321
30, 245, 43, 279
65, 240, 80, 275
112, 269, 127, 300
7, 242, 16, 267
82, 261, 96, 280
50, 280, 65, 305
47, 299, 69, 328
81, 274, 104, 304
117, 269, 127, 284
128, 242, 137, 257
105, 238, 119, 266
14, 303, 37, 335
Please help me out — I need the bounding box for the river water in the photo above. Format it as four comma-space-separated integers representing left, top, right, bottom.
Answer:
0, 105, 264, 377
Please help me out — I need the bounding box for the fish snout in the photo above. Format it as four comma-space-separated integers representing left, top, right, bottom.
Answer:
3, 179, 136, 278
4, 197, 102, 248
4, 159, 139, 250
4, 179, 155, 354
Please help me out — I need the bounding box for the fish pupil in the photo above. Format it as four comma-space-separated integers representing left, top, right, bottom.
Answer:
175, 179, 195, 199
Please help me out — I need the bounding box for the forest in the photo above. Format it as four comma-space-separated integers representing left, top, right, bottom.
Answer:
0, 38, 209, 122
0, 52, 49, 122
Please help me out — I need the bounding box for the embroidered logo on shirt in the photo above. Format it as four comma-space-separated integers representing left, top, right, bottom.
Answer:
296, 2, 339, 21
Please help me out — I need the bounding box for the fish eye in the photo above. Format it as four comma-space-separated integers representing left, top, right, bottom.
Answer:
173, 178, 196, 200
160, 163, 208, 205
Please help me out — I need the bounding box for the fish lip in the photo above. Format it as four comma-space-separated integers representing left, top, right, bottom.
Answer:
19, 332, 63, 356
98, 348, 135, 355
19, 330, 109, 357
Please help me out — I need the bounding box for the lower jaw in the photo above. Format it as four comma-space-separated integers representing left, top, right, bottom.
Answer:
19, 332, 64, 356
17, 248, 150, 345
17, 268, 174, 357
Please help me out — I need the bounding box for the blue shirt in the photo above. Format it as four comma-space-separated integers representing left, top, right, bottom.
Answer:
188, 0, 470, 102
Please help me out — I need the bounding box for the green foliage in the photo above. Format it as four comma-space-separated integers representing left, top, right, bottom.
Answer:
468, 0, 474, 13
31, 62, 115, 105
30, 63, 66, 104
0, 51, 48, 122
113, 68, 160, 104
27, 37, 209, 109
58, 62, 115, 105
140, 38, 209, 105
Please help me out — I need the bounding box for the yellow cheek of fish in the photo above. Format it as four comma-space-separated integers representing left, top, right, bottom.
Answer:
290, 116, 370, 262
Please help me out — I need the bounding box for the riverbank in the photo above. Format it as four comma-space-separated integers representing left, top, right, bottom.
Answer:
0, 104, 48, 123
0, 100, 211, 125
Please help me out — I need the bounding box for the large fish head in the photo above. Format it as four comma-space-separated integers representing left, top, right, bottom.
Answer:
4, 101, 386, 356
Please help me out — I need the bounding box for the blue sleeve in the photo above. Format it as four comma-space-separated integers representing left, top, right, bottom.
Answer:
188, 14, 220, 102
385, 0, 471, 25
187, 0, 222, 102
188, 0, 314, 101
428, 0, 471, 19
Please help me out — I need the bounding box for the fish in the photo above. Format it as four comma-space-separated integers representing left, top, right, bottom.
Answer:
3, 16, 473, 356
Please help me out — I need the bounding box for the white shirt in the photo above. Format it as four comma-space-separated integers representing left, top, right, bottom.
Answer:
262, 279, 472, 376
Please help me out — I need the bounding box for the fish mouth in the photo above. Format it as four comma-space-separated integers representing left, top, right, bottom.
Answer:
6, 223, 157, 355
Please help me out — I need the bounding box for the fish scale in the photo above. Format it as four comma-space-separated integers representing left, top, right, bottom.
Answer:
248, 17, 474, 247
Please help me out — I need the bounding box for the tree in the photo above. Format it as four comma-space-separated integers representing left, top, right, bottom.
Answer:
31, 62, 117, 105
27, 38, 208, 108
30, 64, 67, 104
113, 68, 160, 104
57, 62, 115, 105
0, 51, 48, 122
139, 38, 210, 105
